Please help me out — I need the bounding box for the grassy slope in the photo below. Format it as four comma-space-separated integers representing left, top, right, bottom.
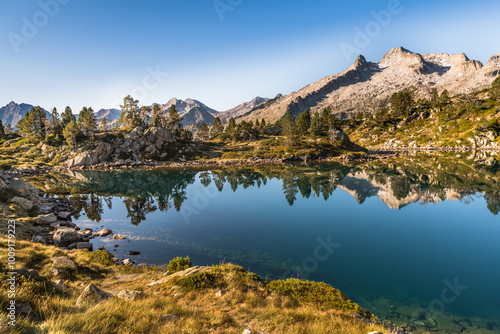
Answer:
0, 236, 392, 334
347, 89, 500, 148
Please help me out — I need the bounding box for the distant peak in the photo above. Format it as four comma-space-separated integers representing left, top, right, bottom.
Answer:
380, 46, 424, 67
486, 53, 500, 68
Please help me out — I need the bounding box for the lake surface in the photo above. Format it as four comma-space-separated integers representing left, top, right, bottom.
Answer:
31, 153, 500, 333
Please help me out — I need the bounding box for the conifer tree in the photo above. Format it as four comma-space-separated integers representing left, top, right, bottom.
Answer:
210, 116, 224, 138
198, 123, 210, 140
63, 119, 79, 148
61, 106, 76, 127
296, 109, 311, 136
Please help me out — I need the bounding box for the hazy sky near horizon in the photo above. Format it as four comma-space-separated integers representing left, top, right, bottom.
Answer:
1, 0, 500, 112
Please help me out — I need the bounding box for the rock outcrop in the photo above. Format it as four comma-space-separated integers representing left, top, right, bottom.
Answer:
65, 127, 176, 168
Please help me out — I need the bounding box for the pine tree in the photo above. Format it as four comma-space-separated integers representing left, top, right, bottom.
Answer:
49, 107, 61, 135
210, 116, 224, 138
492, 76, 500, 100
260, 119, 266, 133
140, 106, 151, 126
119, 95, 141, 129
63, 119, 80, 148
5, 124, 12, 134
282, 111, 297, 147
78, 107, 97, 137
320, 107, 334, 130
296, 110, 311, 136
61, 106, 76, 127
168, 105, 183, 130
310, 113, 321, 136
99, 117, 108, 131
0, 120, 4, 135
198, 123, 210, 140
226, 117, 237, 140
150, 104, 162, 127
17, 106, 47, 140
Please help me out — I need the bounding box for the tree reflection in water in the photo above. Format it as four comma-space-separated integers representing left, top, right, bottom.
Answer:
30, 154, 500, 225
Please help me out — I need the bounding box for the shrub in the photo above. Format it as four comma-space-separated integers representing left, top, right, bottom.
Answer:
88, 250, 114, 266
175, 271, 223, 291
166, 256, 192, 273
267, 278, 374, 319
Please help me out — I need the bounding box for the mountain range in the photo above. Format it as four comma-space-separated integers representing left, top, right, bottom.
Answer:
3, 47, 499, 130
238, 47, 500, 123
0, 102, 49, 128
0, 97, 269, 130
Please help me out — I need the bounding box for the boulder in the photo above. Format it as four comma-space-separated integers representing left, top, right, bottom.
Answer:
35, 213, 58, 225
94, 228, 112, 237
56, 211, 72, 219
51, 257, 77, 270
49, 268, 69, 278
117, 290, 144, 301
76, 284, 112, 306
8, 179, 27, 194
54, 280, 68, 292
76, 242, 93, 250
129, 251, 140, 256
53, 227, 81, 247
11, 197, 33, 210
264, 126, 282, 135
15, 268, 43, 281
329, 129, 351, 142
113, 234, 126, 240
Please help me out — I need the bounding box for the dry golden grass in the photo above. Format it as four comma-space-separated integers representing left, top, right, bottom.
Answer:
0, 237, 394, 334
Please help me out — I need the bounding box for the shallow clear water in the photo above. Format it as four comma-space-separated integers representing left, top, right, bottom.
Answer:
33, 156, 500, 333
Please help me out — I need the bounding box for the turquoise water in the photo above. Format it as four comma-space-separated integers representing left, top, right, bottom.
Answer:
36, 158, 500, 333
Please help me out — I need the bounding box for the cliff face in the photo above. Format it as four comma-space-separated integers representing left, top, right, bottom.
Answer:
238, 47, 500, 123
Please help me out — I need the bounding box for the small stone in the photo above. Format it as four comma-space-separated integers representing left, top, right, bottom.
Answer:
76, 284, 112, 306
122, 258, 134, 266
243, 329, 252, 334
129, 251, 140, 256
94, 228, 112, 237
367, 332, 385, 334
51, 257, 77, 270
117, 290, 144, 301
32, 236, 46, 244
160, 314, 179, 322
113, 234, 126, 240
113, 244, 119, 248
215, 289, 224, 297
54, 280, 68, 292
16, 303, 33, 316
98, 246, 106, 251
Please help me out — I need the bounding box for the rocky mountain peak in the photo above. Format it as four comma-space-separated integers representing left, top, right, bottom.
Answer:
350, 55, 369, 71
379, 47, 424, 68
486, 53, 500, 68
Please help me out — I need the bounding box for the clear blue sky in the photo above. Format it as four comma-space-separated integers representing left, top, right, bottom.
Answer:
1, 0, 500, 112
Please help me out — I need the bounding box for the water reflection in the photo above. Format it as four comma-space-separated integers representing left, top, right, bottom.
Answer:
29, 153, 500, 225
